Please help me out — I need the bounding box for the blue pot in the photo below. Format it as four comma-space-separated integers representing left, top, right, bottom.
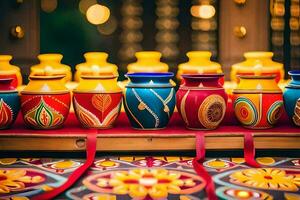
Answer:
283, 70, 300, 126
124, 72, 176, 129
0, 78, 20, 129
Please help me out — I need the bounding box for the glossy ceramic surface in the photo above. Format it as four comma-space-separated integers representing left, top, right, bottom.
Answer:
0, 78, 20, 129
283, 70, 300, 126
233, 75, 283, 129
75, 52, 118, 82
177, 51, 222, 79
30, 54, 72, 82
0, 55, 22, 87
231, 52, 284, 83
124, 73, 175, 130
176, 74, 227, 130
20, 75, 70, 129
73, 75, 122, 129
127, 51, 169, 73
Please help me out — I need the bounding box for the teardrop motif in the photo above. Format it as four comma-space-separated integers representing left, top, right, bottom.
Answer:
292, 98, 300, 126
92, 94, 112, 112
0, 99, 13, 128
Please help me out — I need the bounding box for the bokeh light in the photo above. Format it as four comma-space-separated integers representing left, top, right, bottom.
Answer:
191, 5, 216, 19
79, 0, 97, 14
97, 16, 118, 35
41, 0, 57, 13
86, 4, 110, 25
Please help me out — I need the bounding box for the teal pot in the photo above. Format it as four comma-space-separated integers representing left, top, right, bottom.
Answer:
283, 70, 300, 126
124, 72, 176, 130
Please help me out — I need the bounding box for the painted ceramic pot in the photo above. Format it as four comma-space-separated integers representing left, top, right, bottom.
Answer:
127, 51, 169, 73
233, 75, 283, 129
231, 51, 284, 83
30, 54, 72, 82
73, 75, 122, 129
124, 73, 175, 130
283, 70, 300, 126
20, 75, 71, 129
177, 51, 222, 79
0, 78, 20, 129
0, 55, 22, 88
75, 52, 118, 82
176, 74, 228, 130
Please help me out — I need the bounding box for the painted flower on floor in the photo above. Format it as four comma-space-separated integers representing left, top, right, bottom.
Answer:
0, 169, 45, 193
83, 168, 205, 199
230, 168, 300, 191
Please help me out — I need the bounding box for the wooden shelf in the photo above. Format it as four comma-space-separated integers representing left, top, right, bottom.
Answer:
1, 113, 299, 151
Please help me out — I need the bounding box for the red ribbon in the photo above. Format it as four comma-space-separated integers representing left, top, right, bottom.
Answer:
192, 133, 218, 200
243, 132, 261, 168
32, 130, 97, 200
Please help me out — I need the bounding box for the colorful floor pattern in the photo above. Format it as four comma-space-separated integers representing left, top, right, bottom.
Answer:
0, 156, 300, 199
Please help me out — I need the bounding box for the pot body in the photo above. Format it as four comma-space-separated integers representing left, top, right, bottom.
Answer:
30, 54, 72, 82
124, 73, 175, 130
0, 78, 20, 129
176, 74, 227, 130
20, 75, 70, 129
233, 75, 283, 129
75, 52, 118, 82
0, 55, 22, 87
177, 51, 222, 79
231, 52, 284, 83
283, 70, 300, 126
73, 76, 122, 129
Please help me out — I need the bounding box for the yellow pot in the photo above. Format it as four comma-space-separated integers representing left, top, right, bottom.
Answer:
127, 51, 169, 73
231, 51, 284, 83
30, 54, 72, 82
177, 51, 222, 79
0, 55, 22, 87
75, 52, 118, 82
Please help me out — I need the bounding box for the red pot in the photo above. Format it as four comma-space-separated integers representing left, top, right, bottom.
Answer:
176, 74, 228, 130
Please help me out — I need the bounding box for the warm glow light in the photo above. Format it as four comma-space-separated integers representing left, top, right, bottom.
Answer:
237, 191, 251, 198
86, 4, 110, 25
97, 16, 118, 35
41, 0, 57, 13
79, 0, 97, 14
191, 5, 216, 19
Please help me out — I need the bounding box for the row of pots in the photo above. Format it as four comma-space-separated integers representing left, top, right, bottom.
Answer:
0, 51, 284, 87
0, 71, 299, 130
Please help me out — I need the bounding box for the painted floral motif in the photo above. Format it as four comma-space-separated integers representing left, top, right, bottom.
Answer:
24, 97, 64, 129
0, 169, 45, 194
83, 168, 205, 199
92, 159, 120, 170
74, 97, 121, 128
41, 160, 82, 174
92, 94, 112, 113
216, 187, 273, 200
0, 99, 13, 128
230, 168, 300, 191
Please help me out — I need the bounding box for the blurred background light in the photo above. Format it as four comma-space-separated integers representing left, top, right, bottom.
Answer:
97, 16, 118, 35
79, 0, 97, 14
86, 4, 110, 25
41, 0, 57, 13
190, 4, 216, 19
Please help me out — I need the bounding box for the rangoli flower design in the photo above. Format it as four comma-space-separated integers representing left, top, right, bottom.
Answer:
83, 168, 205, 199
230, 168, 300, 191
0, 169, 45, 193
